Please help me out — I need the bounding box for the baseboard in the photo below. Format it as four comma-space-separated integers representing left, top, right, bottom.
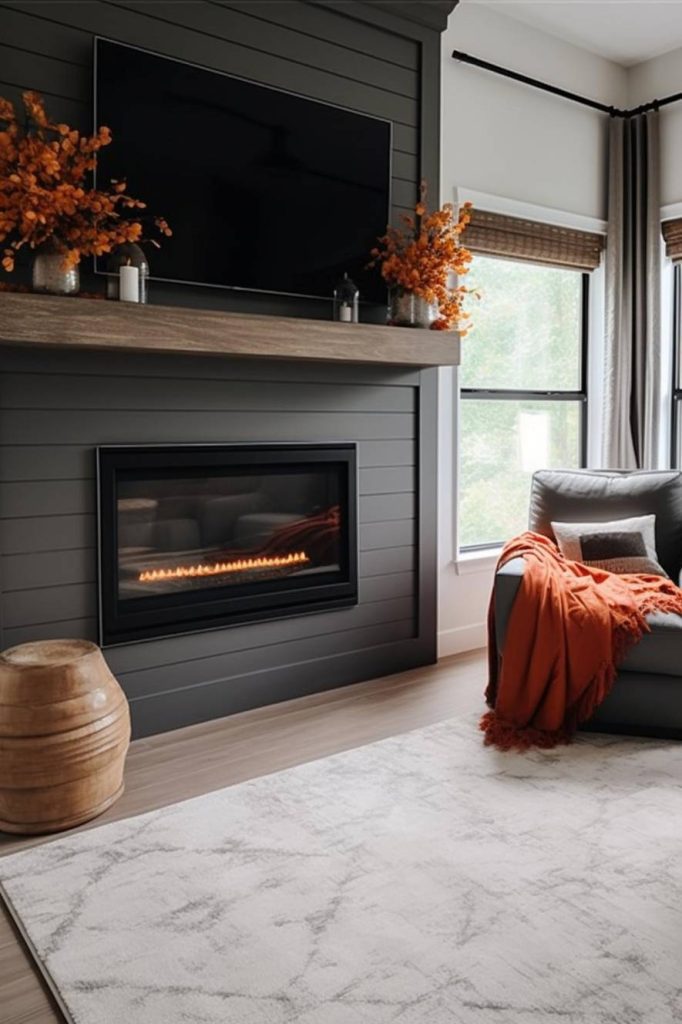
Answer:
437, 623, 486, 658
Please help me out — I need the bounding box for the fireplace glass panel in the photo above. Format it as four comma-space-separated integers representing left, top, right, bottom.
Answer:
98, 445, 357, 645
117, 468, 343, 600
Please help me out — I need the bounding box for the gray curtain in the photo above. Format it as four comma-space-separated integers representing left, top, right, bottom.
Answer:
603, 111, 661, 469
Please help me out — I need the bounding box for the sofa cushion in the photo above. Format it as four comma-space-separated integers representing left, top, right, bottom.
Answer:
621, 611, 682, 677
529, 469, 682, 581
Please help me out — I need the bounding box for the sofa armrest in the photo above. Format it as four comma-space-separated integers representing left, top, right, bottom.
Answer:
494, 557, 526, 651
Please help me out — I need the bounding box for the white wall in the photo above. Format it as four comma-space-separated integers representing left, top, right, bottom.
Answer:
443, 4, 627, 220
438, 4, 625, 658
628, 49, 682, 209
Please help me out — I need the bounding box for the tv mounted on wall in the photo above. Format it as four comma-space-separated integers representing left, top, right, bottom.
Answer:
94, 38, 392, 303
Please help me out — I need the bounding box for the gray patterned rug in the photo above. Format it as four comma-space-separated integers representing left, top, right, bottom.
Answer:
2, 717, 682, 1024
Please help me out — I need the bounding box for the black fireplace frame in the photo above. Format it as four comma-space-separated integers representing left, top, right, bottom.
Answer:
97, 443, 358, 646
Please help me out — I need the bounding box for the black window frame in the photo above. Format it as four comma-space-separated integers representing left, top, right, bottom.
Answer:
671, 264, 682, 466
459, 267, 590, 553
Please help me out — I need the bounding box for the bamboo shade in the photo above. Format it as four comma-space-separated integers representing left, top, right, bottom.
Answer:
465, 209, 605, 272
662, 218, 682, 261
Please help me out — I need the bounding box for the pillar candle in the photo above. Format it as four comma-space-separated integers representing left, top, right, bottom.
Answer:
119, 265, 140, 303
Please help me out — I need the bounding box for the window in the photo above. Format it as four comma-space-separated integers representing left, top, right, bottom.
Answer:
459, 255, 588, 550
672, 264, 682, 465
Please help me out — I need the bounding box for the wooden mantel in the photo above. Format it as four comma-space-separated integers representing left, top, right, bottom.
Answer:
0, 293, 461, 367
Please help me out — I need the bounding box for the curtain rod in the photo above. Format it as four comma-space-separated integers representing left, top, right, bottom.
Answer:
451, 50, 682, 118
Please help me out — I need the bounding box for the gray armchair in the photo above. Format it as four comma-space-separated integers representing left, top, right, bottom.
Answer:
492, 469, 682, 738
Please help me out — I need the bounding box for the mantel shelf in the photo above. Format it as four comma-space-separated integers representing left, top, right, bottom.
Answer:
0, 293, 460, 368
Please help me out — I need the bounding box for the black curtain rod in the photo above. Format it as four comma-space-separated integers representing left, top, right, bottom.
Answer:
451, 50, 682, 118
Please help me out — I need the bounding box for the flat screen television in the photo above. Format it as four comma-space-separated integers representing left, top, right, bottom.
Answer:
94, 38, 392, 303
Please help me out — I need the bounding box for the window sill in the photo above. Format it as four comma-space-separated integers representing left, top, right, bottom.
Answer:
452, 548, 501, 575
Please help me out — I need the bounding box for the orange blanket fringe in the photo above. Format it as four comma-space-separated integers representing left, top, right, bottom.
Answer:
482, 531, 682, 751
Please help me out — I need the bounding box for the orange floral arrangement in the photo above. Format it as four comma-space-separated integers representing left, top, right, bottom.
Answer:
0, 91, 171, 273
369, 184, 476, 331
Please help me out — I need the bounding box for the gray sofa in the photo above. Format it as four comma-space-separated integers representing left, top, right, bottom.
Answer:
492, 469, 682, 738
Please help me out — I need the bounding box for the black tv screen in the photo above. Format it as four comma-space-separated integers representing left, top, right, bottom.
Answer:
94, 39, 391, 302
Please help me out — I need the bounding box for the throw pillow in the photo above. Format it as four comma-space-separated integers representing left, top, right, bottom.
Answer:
579, 530, 668, 576
551, 514, 667, 576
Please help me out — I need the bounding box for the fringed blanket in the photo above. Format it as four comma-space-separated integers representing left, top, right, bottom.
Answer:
482, 531, 682, 751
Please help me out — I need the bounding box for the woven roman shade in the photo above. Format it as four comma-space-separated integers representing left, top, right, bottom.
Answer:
662, 218, 682, 261
465, 209, 605, 272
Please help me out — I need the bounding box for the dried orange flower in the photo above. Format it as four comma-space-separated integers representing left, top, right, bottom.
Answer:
0, 91, 171, 273
369, 182, 477, 332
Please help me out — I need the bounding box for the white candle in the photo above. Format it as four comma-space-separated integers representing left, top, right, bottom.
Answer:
119, 264, 139, 303
339, 303, 352, 322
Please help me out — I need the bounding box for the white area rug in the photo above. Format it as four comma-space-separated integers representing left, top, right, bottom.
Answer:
2, 717, 682, 1024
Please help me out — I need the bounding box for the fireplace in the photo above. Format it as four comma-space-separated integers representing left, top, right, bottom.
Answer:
97, 444, 358, 645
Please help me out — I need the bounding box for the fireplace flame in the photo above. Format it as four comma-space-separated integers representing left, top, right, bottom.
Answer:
138, 551, 309, 583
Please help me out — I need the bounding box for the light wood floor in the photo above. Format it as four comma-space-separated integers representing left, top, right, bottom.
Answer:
0, 650, 486, 1024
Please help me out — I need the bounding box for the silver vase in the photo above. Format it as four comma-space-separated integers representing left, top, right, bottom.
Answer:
32, 243, 80, 296
388, 288, 437, 328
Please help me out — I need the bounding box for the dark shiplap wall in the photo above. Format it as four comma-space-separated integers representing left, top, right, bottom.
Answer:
0, 0, 446, 736
0, 0, 441, 318
0, 346, 436, 738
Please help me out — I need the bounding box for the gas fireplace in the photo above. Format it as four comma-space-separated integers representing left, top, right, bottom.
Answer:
97, 444, 358, 644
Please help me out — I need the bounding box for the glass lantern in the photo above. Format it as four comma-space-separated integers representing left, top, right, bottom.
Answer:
333, 273, 359, 324
106, 242, 149, 303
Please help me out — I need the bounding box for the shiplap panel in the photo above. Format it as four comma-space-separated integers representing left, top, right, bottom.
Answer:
126, 637, 428, 739
0, 480, 92, 518
0, 517, 413, 557
0, 82, 87, 129
0, 514, 96, 554
1, 539, 414, 592
393, 150, 418, 181
119, 617, 415, 702
360, 571, 414, 602
2, 617, 98, 648
3, 574, 414, 629
360, 546, 414, 577
110, 0, 419, 97
0, 1, 418, 125
0, 473, 415, 520
0, 42, 89, 96
0, 438, 416, 481
0, 0, 421, 328
106, 589, 415, 675
0, 375, 415, 414
359, 519, 413, 550
0, 545, 411, 600
0, 0, 439, 735
217, 1, 420, 69
361, 493, 414, 522
0, 486, 413, 527
1, 581, 415, 654
0, 5, 92, 64
0, 410, 414, 447
2, 547, 94, 592
3, 581, 92, 627
359, 466, 414, 495
0, 347, 421, 385
392, 178, 419, 209
0, 352, 421, 734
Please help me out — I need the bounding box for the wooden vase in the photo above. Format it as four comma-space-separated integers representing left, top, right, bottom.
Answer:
0, 639, 131, 835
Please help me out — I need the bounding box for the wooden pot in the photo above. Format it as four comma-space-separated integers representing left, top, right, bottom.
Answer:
0, 639, 130, 835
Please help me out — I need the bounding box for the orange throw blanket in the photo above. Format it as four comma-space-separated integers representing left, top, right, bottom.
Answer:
483, 531, 682, 751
